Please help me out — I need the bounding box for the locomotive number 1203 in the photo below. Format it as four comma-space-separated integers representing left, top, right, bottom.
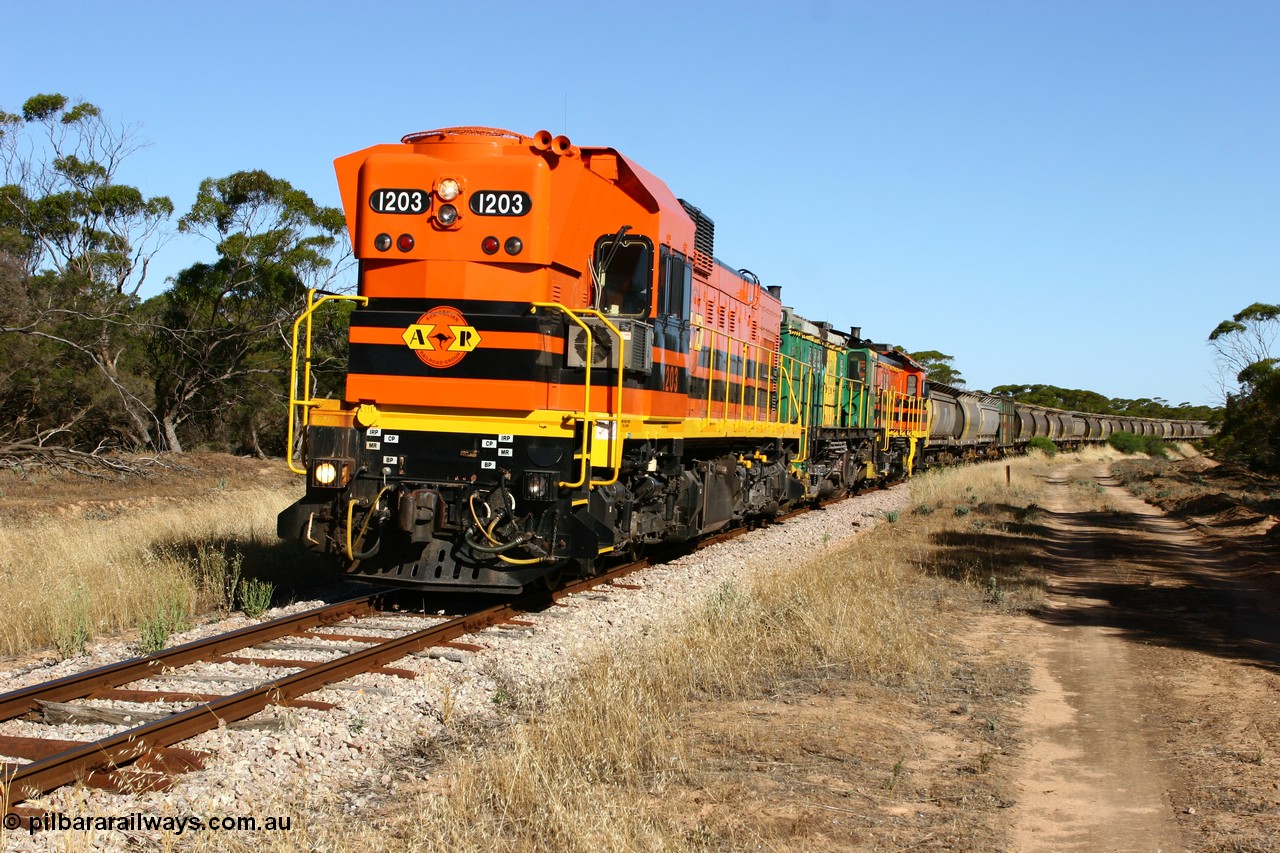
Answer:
468, 190, 531, 216
369, 188, 428, 214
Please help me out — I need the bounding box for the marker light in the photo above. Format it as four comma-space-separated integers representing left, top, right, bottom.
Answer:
481, 236, 500, 255
397, 233, 414, 252
374, 233, 392, 252
437, 204, 459, 226
504, 236, 523, 255
436, 178, 461, 201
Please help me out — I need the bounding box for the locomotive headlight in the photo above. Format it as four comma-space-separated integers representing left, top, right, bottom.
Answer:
435, 178, 461, 201
374, 233, 392, 252
504, 236, 523, 255
437, 204, 459, 226
523, 471, 555, 501
310, 459, 352, 488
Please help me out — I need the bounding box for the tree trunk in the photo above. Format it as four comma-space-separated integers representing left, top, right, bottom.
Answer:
161, 414, 183, 453
96, 342, 157, 450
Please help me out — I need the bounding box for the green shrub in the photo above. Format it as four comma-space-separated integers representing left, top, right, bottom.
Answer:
1016, 503, 1042, 522
1141, 436, 1169, 458
236, 577, 276, 618
1027, 436, 1057, 456
54, 583, 93, 660
985, 575, 1005, 605
1108, 431, 1169, 458
138, 594, 190, 654
1107, 431, 1145, 454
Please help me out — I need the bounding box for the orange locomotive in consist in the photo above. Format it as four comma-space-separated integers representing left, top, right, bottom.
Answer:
279, 127, 807, 591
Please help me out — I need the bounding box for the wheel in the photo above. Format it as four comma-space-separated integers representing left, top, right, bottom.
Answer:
538, 565, 565, 591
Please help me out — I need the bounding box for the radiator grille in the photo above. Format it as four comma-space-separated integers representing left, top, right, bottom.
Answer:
678, 199, 715, 275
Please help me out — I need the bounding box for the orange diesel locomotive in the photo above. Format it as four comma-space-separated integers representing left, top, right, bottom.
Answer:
279, 127, 807, 591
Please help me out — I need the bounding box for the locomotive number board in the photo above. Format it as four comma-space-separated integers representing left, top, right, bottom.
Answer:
468, 190, 531, 216
369, 188, 428, 214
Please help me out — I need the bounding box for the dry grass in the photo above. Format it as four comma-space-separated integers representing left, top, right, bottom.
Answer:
904, 452, 1066, 610
908, 450, 1051, 511
369, 538, 956, 853
0, 486, 306, 658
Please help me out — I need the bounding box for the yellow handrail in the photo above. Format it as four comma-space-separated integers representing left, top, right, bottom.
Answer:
704, 328, 717, 426
287, 289, 369, 474
763, 348, 774, 423
793, 364, 813, 464
691, 319, 799, 430
728, 337, 736, 418
530, 303, 625, 489
879, 388, 892, 450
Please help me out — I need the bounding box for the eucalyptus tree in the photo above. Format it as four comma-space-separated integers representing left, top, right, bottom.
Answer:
0, 93, 173, 454
1209, 302, 1280, 472
908, 350, 965, 388
146, 170, 349, 453
1208, 302, 1279, 394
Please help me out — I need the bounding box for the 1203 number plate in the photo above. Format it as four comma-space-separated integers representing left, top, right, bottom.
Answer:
468, 190, 531, 216
369, 188, 428, 214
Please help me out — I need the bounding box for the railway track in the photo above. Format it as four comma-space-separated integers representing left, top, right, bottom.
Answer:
0, 551, 680, 819
0, 498, 822, 823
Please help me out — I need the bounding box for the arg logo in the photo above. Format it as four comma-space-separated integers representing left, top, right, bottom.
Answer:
402, 305, 481, 369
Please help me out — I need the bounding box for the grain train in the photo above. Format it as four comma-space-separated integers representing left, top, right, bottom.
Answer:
277, 127, 1212, 592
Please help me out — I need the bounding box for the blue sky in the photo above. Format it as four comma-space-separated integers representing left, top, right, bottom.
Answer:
5, 0, 1276, 407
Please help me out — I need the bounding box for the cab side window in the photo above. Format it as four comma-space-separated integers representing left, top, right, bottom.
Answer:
594, 234, 653, 317
658, 246, 691, 318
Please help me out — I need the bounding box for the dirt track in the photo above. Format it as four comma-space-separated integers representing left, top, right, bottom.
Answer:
1009, 462, 1280, 852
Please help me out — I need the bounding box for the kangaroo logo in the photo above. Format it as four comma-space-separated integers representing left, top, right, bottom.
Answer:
402, 305, 481, 369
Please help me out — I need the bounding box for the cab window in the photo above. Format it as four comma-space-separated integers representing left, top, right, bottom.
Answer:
658, 246, 691, 317
907, 375, 918, 396
594, 234, 653, 317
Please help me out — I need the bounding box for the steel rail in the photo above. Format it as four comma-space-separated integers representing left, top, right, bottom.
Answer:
1, 593, 543, 801
0, 593, 387, 723
0, 567, 648, 804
